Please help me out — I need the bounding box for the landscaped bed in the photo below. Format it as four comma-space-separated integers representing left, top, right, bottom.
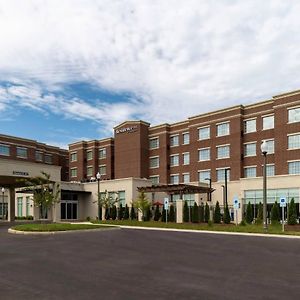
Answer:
93, 220, 300, 236
11, 223, 117, 232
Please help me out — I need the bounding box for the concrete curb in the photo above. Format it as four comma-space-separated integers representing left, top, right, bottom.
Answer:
118, 225, 300, 239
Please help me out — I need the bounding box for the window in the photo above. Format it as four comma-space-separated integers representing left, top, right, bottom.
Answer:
244, 143, 256, 157
170, 135, 179, 147
71, 168, 77, 178
70, 152, 77, 162
150, 176, 159, 185
288, 161, 300, 174
199, 148, 210, 161
288, 107, 300, 123
183, 132, 190, 145
26, 196, 30, 217
17, 147, 27, 158
217, 145, 230, 159
150, 156, 159, 168
170, 154, 179, 166
244, 119, 256, 133
198, 170, 211, 183
263, 115, 274, 130
87, 166, 93, 176
265, 139, 275, 154
216, 168, 230, 182
118, 191, 126, 206
183, 152, 190, 165
288, 134, 300, 150
149, 137, 159, 149
17, 197, 23, 217
170, 174, 179, 184
0, 144, 10, 156
266, 164, 275, 176
87, 150, 93, 161
35, 151, 43, 162
44, 154, 52, 164
183, 173, 190, 183
198, 126, 210, 140
216, 122, 230, 136
99, 148, 106, 159
99, 165, 106, 175
244, 167, 256, 178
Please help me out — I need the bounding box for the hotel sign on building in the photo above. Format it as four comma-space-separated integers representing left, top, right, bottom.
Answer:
115, 125, 138, 134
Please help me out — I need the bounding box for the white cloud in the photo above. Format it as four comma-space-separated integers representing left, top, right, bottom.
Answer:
1, 0, 300, 133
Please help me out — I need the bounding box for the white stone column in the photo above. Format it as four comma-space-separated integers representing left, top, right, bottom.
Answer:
176, 200, 183, 223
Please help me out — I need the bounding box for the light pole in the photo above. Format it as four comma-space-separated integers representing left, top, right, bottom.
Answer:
96, 172, 101, 221
205, 178, 212, 202
221, 185, 225, 209
224, 168, 229, 207
261, 140, 268, 232
1, 188, 4, 220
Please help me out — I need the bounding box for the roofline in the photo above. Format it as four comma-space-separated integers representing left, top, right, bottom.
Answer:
114, 120, 150, 129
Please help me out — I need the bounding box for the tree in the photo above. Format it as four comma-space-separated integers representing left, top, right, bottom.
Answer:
183, 201, 189, 222
111, 205, 117, 220
124, 204, 129, 220
192, 202, 199, 223
118, 204, 124, 220
223, 204, 231, 224
95, 190, 119, 220
204, 202, 210, 223
256, 202, 263, 224
199, 203, 204, 223
245, 202, 253, 224
23, 171, 60, 220
288, 198, 297, 225
154, 205, 161, 221
133, 191, 150, 221
161, 207, 169, 222
130, 205, 136, 220
271, 201, 280, 224
214, 201, 221, 224
169, 204, 175, 222
144, 206, 152, 221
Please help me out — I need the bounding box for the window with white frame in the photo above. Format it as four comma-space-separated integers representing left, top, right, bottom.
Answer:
150, 175, 159, 185
182, 173, 190, 183
265, 139, 275, 154
288, 107, 300, 123
70, 152, 77, 162
216, 168, 230, 182
35, 151, 43, 162
71, 168, 77, 177
244, 166, 256, 178
216, 122, 230, 136
263, 115, 274, 130
0, 144, 10, 156
183, 132, 190, 145
149, 137, 159, 149
288, 134, 300, 150
198, 170, 211, 183
99, 148, 106, 159
288, 161, 300, 174
17, 147, 27, 158
217, 145, 230, 159
170, 135, 179, 147
266, 164, 275, 176
170, 174, 179, 184
87, 166, 93, 176
198, 126, 210, 140
118, 191, 126, 206
87, 150, 93, 161
198, 148, 210, 161
44, 154, 52, 164
170, 154, 179, 166
244, 142, 256, 157
183, 152, 190, 165
98, 165, 106, 175
244, 119, 256, 133
150, 156, 159, 168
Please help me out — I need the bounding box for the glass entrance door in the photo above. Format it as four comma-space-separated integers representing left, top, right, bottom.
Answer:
61, 201, 78, 220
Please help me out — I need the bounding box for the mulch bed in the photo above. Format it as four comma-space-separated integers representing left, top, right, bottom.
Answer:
284, 224, 300, 231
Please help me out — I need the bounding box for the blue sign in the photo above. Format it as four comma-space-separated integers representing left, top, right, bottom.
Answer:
233, 197, 239, 209
280, 197, 286, 207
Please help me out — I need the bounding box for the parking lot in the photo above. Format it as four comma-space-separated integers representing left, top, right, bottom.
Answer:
0, 223, 300, 300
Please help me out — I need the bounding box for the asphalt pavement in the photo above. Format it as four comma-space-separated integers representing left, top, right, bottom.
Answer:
0, 223, 300, 300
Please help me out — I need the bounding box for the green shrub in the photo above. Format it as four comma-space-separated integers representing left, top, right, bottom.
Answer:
256, 202, 263, 224
199, 203, 204, 223
183, 201, 189, 222
288, 198, 297, 225
192, 202, 199, 223
204, 203, 210, 223
245, 202, 253, 224
124, 204, 129, 220
223, 204, 231, 224
239, 220, 246, 226
271, 201, 280, 223
169, 205, 175, 222
118, 204, 124, 220
111, 205, 117, 220
154, 205, 161, 221
208, 220, 213, 227
213, 201, 221, 224
130, 206, 136, 220
86, 216, 91, 222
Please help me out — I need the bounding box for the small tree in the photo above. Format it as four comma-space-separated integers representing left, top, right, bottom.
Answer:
161, 207, 168, 222
288, 198, 297, 225
124, 204, 129, 220
133, 191, 151, 221
111, 205, 117, 220
204, 202, 210, 223
144, 206, 152, 221
95, 190, 119, 220
256, 202, 263, 224
105, 207, 110, 220
130, 205, 136, 220
271, 201, 280, 224
199, 203, 204, 223
118, 204, 124, 220
223, 204, 231, 224
192, 202, 199, 223
154, 205, 161, 221
169, 204, 175, 222
214, 201, 221, 224
183, 201, 189, 222
245, 202, 253, 224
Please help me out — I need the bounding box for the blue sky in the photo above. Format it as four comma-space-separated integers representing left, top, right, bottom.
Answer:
1, 0, 300, 149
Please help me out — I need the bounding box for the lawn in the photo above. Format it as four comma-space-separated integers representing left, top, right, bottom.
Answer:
93, 220, 300, 236
11, 223, 117, 232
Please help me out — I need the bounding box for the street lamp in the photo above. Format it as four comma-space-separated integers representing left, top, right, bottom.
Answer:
221, 185, 225, 208
205, 178, 212, 201
1, 188, 4, 220
261, 140, 268, 232
96, 172, 101, 220
224, 168, 229, 207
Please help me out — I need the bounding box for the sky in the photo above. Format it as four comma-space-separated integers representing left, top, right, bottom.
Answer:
1, 0, 300, 149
